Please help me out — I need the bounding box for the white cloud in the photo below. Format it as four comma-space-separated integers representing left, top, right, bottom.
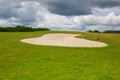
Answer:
35, 12, 120, 31
37, 14, 78, 29
17, 1, 40, 22
0, 19, 21, 26
93, 6, 120, 16
72, 12, 120, 31
0, 19, 6, 23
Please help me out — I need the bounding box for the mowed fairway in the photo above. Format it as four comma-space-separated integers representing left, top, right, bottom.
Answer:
0, 31, 120, 80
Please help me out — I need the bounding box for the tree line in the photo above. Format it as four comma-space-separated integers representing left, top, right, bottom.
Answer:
103, 30, 120, 34
0, 25, 49, 32
88, 30, 120, 34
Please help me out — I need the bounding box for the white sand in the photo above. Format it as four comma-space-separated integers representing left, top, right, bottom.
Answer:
21, 33, 107, 47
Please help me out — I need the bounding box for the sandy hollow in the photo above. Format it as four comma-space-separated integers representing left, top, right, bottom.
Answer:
20, 33, 107, 47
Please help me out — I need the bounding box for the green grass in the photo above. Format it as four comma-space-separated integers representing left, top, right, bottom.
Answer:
0, 31, 120, 80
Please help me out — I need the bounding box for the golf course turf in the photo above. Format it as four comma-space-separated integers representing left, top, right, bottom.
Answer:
0, 31, 120, 80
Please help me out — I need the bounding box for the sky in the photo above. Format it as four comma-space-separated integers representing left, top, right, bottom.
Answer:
0, 0, 120, 31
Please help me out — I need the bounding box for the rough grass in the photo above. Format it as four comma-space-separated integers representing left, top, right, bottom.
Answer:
0, 31, 120, 80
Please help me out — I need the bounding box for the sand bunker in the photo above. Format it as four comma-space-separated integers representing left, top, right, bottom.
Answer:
21, 33, 107, 47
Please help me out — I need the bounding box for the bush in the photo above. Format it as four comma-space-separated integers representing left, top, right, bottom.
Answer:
0, 25, 49, 32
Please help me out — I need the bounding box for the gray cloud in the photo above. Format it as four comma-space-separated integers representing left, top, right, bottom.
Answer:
45, 0, 92, 15
93, 0, 120, 8
0, 0, 120, 17
0, 6, 18, 19
44, 0, 120, 16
